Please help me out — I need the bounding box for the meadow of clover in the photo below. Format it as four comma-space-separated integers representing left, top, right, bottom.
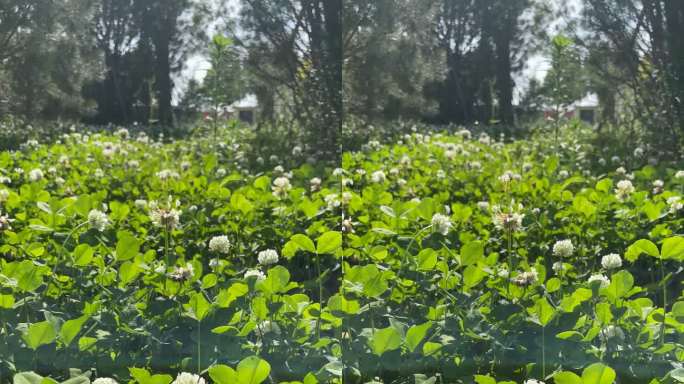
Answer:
0, 122, 682, 384
2, 1, 684, 382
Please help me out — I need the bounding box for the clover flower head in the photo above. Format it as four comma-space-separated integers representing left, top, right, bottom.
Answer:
208, 235, 231, 254
258, 249, 279, 266
601, 253, 622, 270
87, 209, 109, 232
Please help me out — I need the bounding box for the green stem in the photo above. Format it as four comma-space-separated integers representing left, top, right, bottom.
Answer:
660, 259, 667, 346
316, 252, 322, 341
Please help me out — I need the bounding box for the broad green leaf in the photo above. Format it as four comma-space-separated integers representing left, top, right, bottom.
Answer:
625, 239, 659, 262
316, 231, 342, 254
236, 356, 271, 384
184, 292, 212, 321
128, 368, 173, 384
22, 321, 57, 350
14, 372, 45, 384
661, 237, 684, 260
405, 321, 432, 352
581, 363, 616, 384
60, 315, 89, 346
460, 241, 484, 266
417, 249, 437, 271
553, 371, 582, 384
208, 365, 238, 384
115, 231, 142, 261
369, 326, 402, 356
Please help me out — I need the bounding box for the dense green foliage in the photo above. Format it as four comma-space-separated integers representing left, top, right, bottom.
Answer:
0, 122, 682, 384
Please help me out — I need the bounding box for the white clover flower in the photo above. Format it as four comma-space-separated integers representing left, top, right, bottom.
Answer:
512, 269, 538, 286
272, 176, 292, 198
134, 199, 147, 209
156, 169, 180, 181
477, 201, 490, 211
28, 168, 44, 182
588, 273, 610, 289
615, 179, 635, 201
0, 189, 9, 202
94, 168, 104, 178
169, 263, 194, 281
244, 269, 266, 281
273, 165, 285, 175
172, 372, 205, 384
667, 196, 682, 213
93, 378, 118, 384
676, 170, 684, 179
87, 209, 109, 232
127, 160, 140, 169
558, 170, 569, 179
292, 146, 303, 156
55, 177, 65, 185
553, 239, 574, 258
436, 170, 446, 179
269, 154, 278, 163
468, 161, 482, 170
492, 202, 524, 232
522, 163, 533, 172
611, 155, 620, 163
149, 197, 181, 230
258, 249, 279, 266
0, 210, 13, 231
0, 176, 10, 184
371, 170, 386, 183
552, 262, 565, 273
389, 167, 400, 176
332, 168, 345, 177
310, 177, 322, 192
399, 155, 411, 166
356, 168, 366, 176
256, 156, 264, 165
601, 325, 625, 341
208, 235, 231, 254
431, 213, 451, 236
258, 320, 282, 335
616, 166, 626, 175
601, 253, 622, 270
598, 158, 606, 166
215, 168, 227, 178
524, 380, 545, 384
180, 161, 191, 171
499, 170, 521, 184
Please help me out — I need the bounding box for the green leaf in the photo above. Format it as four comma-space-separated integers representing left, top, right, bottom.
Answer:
474, 375, 496, 384
581, 363, 616, 384
183, 292, 212, 321
530, 297, 556, 327
256, 266, 291, 295
0, 294, 15, 308
128, 368, 173, 384
603, 270, 634, 301
553, 371, 582, 384
60, 315, 89, 346
661, 237, 684, 260
22, 321, 57, 350
73, 244, 94, 266
115, 231, 142, 261
236, 356, 271, 384
208, 365, 238, 384
669, 368, 684, 383
405, 321, 432, 352
417, 249, 438, 271
291, 234, 316, 253
625, 239, 659, 262
14, 372, 45, 384
369, 326, 402, 356
316, 231, 342, 254
460, 241, 484, 266
463, 264, 485, 290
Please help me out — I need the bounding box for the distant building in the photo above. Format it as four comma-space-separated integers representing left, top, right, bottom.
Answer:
225, 94, 258, 124
543, 93, 599, 124
202, 94, 259, 125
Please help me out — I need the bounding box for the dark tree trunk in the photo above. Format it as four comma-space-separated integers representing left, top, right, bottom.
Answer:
154, 18, 173, 128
